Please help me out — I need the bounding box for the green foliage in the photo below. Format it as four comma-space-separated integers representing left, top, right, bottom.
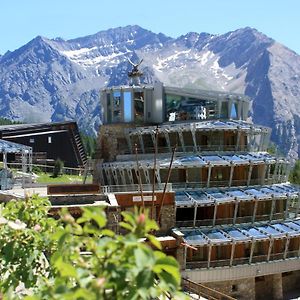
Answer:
36, 173, 91, 184
267, 142, 277, 155
0, 196, 58, 295
32, 166, 43, 174
0, 118, 22, 126
53, 159, 64, 178
0, 197, 186, 299
80, 133, 97, 158
289, 160, 300, 184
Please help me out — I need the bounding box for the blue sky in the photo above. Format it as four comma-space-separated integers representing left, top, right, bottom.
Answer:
1, 0, 299, 54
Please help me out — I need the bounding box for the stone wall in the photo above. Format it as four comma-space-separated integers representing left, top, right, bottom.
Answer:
175, 246, 186, 270
205, 278, 256, 300
94, 123, 135, 162
255, 273, 283, 300
282, 270, 300, 295
202, 272, 296, 300
159, 204, 176, 233
93, 123, 135, 184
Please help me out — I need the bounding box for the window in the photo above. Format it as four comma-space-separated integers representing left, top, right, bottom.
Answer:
48, 136, 52, 143
134, 91, 144, 122
230, 102, 238, 119
123, 91, 132, 122
112, 91, 122, 122
165, 94, 218, 121
107, 93, 112, 123
29, 138, 34, 143
220, 101, 228, 118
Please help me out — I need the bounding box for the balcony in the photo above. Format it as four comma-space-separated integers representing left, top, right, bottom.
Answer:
183, 256, 300, 283
186, 250, 300, 270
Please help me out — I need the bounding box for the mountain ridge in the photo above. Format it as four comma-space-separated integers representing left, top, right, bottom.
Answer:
0, 25, 300, 158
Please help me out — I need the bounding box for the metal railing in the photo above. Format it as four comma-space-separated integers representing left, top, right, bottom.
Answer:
172, 179, 265, 190
7, 162, 84, 175
101, 183, 172, 194
123, 144, 255, 155
186, 251, 300, 269
176, 214, 284, 228
182, 277, 236, 300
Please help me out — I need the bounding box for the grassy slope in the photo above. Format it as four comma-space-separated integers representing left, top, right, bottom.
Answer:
36, 173, 92, 184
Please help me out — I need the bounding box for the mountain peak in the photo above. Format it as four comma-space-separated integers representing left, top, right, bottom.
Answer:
230, 27, 273, 43
0, 25, 299, 159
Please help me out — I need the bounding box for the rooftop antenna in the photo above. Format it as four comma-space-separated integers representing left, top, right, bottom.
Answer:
127, 57, 143, 86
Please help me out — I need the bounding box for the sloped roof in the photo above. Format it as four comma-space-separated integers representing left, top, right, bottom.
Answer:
0, 139, 32, 153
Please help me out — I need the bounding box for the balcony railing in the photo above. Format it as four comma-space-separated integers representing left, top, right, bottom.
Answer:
172, 179, 265, 190
186, 251, 300, 269
123, 144, 255, 155
101, 183, 172, 193
176, 214, 284, 228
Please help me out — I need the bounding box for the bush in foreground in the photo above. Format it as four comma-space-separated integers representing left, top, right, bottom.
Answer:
0, 196, 187, 299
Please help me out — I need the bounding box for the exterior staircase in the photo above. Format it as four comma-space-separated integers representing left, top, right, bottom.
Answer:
69, 129, 87, 167
182, 278, 236, 300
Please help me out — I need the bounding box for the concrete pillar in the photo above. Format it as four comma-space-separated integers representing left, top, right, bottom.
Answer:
207, 165, 212, 188
3, 151, 7, 169
272, 273, 283, 300
175, 235, 186, 270
125, 133, 133, 154
178, 130, 185, 152
163, 131, 171, 152
28, 149, 33, 173
235, 278, 256, 300
191, 126, 197, 152
229, 164, 234, 187
159, 205, 176, 233
138, 133, 145, 153
236, 128, 241, 151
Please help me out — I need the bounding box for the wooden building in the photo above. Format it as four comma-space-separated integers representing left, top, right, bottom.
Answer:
0, 121, 87, 168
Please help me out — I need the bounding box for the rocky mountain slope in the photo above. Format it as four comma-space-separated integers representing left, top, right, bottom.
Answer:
0, 25, 300, 158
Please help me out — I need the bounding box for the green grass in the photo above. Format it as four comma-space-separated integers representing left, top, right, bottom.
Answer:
36, 173, 92, 184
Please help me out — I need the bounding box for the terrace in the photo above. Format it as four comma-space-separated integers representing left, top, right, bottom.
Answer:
175, 183, 299, 227
124, 120, 271, 154
174, 220, 300, 270
101, 152, 289, 188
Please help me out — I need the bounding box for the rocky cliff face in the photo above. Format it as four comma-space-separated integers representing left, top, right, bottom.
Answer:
0, 25, 299, 158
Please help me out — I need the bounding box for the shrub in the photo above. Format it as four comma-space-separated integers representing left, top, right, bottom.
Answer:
289, 160, 300, 184
32, 166, 43, 174
52, 159, 64, 178
0, 196, 187, 299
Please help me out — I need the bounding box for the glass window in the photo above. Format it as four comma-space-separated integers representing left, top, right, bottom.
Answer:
134, 91, 144, 122
230, 102, 238, 119
220, 101, 228, 118
48, 136, 52, 144
112, 91, 122, 122
165, 94, 218, 121
123, 91, 132, 122
166, 94, 184, 121
107, 93, 112, 123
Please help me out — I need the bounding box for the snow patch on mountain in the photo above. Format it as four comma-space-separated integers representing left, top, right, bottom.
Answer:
197, 50, 215, 65
62, 46, 98, 58
0, 25, 299, 158
62, 48, 132, 69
